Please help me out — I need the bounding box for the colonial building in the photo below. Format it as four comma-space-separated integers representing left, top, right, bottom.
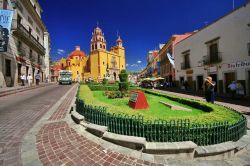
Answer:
175, 2, 250, 95
51, 26, 126, 82
146, 50, 159, 77
0, 0, 50, 87
159, 33, 194, 84
89, 26, 126, 81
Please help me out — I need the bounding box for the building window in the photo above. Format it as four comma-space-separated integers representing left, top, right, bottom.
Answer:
37, 36, 39, 41
17, 15, 22, 25
248, 43, 250, 56
209, 43, 219, 62
103, 45, 105, 49
38, 55, 40, 63
181, 53, 190, 70
29, 27, 32, 35
5, 59, 11, 76
95, 44, 97, 50
29, 49, 32, 58
3, 0, 7, 9
17, 41, 22, 51
103, 61, 105, 65
28, 16, 33, 26
92, 44, 94, 50
100, 44, 102, 48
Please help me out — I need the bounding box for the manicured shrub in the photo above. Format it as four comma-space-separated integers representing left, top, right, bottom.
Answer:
119, 70, 129, 92
104, 91, 123, 99
144, 90, 213, 112
102, 78, 108, 85
88, 84, 118, 91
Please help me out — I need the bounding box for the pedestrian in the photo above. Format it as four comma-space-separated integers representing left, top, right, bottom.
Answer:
236, 81, 244, 97
27, 74, 33, 86
35, 72, 41, 85
20, 74, 26, 86
228, 81, 237, 99
204, 76, 216, 103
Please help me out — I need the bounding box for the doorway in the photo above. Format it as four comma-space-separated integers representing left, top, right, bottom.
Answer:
32, 68, 35, 83
18, 63, 21, 83
26, 66, 29, 83
224, 72, 236, 93
197, 75, 203, 91
248, 71, 250, 95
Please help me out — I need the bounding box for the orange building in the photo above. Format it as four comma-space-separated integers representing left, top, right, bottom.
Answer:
159, 33, 194, 83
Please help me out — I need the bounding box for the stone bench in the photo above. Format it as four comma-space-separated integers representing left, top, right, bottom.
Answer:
144, 141, 197, 159
195, 141, 236, 159
102, 132, 146, 150
80, 122, 108, 137
71, 110, 84, 124
159, 101, 192, 112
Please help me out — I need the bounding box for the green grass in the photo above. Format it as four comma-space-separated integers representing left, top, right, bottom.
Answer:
78, 85, 242, 124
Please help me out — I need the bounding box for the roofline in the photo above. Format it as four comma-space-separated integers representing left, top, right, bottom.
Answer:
175, 1, 250, 46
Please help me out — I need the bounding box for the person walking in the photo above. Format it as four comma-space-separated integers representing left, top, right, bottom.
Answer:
35, 72, 41, 85
27, 74, 33, 86
204, 76, 216, 103
20, 74, 26, 86
228, 81, 237, 99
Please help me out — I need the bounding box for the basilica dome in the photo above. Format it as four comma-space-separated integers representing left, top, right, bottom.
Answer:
67, 46, 86, 59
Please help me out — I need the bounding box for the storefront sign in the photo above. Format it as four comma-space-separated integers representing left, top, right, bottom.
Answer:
228, 61, 250, 69
0, 9, 13, 52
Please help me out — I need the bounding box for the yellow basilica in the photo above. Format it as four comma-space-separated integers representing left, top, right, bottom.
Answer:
56, 26, 126, 82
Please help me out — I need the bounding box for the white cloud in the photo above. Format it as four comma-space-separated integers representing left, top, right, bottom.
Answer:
130, 64, 138, 67
57, 49, 65, 55
137, 60, 142, 64
126, 64, 129, 67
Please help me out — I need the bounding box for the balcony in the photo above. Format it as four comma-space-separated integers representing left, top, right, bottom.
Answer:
203, 52, 222, 65
181, 62, 190, 70
12, 20, 45, 55
17, 47, 26, 57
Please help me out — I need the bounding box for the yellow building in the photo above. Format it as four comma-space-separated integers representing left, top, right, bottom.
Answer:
66, 46, 89, 81
89, 26, 126, 81
54, 26, 126, 82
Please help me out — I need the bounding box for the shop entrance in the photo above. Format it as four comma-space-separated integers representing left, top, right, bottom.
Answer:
18, 63, 21, 83
224, 72, 236, 93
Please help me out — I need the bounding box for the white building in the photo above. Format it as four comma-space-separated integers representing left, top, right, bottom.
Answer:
175, 2, 250, 95
0, 0, 50, 87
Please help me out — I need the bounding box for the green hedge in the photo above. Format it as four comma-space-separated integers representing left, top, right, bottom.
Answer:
144, 90, 213, 112
88, 84, 118, 91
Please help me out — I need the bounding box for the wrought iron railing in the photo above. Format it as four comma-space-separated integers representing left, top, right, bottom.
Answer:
75, 95, 247, 146
181, 62, 190, 70
12, 20, 45, 55
203, 52, 222, 65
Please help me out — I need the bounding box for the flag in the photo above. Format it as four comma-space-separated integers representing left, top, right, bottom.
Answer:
0, 9, 14, 52
166, 52, 175, 68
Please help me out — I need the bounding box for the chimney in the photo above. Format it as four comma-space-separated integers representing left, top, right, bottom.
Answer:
76, 46, 80, 51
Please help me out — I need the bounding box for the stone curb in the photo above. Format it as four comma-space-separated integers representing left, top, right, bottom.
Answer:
70, 107, 250, 160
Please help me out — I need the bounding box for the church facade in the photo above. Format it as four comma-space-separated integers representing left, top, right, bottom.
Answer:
52, 26, 126, 82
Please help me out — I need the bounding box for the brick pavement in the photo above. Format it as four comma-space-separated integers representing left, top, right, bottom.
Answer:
35, 85, 164, 166
0, 84, 72, 166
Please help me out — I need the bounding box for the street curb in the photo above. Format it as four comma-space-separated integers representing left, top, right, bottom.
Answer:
21, 84, 78, 166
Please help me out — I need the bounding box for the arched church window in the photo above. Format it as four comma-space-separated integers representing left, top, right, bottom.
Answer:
100, 44, 102, 48
95, 44, 97, 49
103, 45, 105, 49
92, 45, 94, 50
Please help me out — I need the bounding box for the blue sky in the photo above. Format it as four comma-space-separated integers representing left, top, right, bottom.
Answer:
39, 0, 246, 71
